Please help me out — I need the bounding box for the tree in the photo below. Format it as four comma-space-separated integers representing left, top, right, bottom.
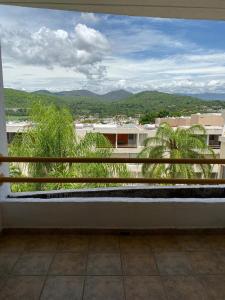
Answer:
139, 112, 157, 124
139, 110, 183, 125
10, 103, 129, 191
157, 110, 170, 118
138, 122, 215, 179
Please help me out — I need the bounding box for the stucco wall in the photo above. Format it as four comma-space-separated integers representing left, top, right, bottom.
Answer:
0, 45, 10, 231
2, 197, 225, 229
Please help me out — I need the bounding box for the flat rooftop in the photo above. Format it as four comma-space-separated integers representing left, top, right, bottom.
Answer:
5, 117, 224, 134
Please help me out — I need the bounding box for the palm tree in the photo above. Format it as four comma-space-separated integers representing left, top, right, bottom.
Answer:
10, 102, 129, 191
138, 122, 215, 179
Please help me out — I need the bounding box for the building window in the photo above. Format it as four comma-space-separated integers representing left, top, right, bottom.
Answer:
208, 135, 221, 149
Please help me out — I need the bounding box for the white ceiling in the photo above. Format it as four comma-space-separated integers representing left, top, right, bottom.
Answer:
1, 0, 225, 20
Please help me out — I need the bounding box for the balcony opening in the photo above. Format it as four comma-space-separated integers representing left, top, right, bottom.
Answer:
2, 3, 225, 298
1, 2, 225, 200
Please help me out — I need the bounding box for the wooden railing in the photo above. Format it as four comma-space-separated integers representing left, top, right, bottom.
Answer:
0, 156, 225, 185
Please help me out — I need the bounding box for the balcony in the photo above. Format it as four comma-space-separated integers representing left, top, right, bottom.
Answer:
1, 3, 225, 299
1, 156, 225, 230
102, 134, 138, 149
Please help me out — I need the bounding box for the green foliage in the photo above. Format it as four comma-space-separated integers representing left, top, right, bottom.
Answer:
139, 110, 182, 124
4, 88, 225, 119
139, 112, 158, 124
110, 91, 225, 117
4, 88, 60, 109
138, 123, 215, 179
10, 103, 129, 192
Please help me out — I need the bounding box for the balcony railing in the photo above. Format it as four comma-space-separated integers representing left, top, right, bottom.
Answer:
1, 156, 225, 185
209, 144, 221, 149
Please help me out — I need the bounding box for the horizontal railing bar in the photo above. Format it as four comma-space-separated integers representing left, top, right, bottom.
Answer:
1, 177, 225, 185
1, 156, 225, 164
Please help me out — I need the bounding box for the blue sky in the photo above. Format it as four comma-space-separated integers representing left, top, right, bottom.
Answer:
1, 5, 225, 94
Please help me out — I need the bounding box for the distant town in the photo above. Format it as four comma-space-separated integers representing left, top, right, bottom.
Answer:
6, 111, 225, 179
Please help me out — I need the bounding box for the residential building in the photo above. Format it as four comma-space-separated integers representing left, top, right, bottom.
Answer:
6, 112, 225, 177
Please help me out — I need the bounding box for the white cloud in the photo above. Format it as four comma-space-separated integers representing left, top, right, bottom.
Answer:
2, 5, 225, 95
108, 27, 187, 56
3, 50, 225, 93
0, 23, 110, 79
4, 48, 225, 94
94, 52, 225, 93
80, 13, 99, 24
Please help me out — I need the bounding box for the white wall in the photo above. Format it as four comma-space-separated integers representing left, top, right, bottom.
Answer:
0, 44, 10, 231
2, 197, 225, 229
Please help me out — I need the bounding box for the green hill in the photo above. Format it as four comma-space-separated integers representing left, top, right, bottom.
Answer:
4, 88, 72, 109
4, 88, 225, 120
112, 91, 225, 116
33, 88, 132, 101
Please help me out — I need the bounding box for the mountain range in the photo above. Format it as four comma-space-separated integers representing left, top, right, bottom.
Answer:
34, 89, 225, 102
34, 89, 132, 101
5, 88, 225, 121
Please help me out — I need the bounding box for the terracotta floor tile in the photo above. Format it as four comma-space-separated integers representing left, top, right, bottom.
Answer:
0, 276, 7, 291
205, 234, 225, 251
0, 253, 20, 275
2, 232, 225, 299
89, 235, 119, 253
176, 234, 212, 251
0, 234, 27, 252
120, 235, 151, 253
25, 235, 59, 252
83, 276, 124, 300
12, 252, 53, 275
163, 276, 207, 300
125, 276, 167, 300
201, 275, 225, 300
122, 253, 158, 275
0, 276, 45, 300
40, 276, 84, 300
49, 253, 86, 275
189, 251, 225, 274
57, 235, 89, 252
149, 235, 182, 252
87, 253, 122, 275
156, 252, 192, 275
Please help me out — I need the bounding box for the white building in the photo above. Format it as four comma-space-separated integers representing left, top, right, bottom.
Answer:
6, 112, 225, 178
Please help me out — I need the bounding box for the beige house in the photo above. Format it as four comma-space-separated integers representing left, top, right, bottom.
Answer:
156, 113, 224, 127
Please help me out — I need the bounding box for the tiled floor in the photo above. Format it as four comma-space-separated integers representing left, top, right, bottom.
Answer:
0, 232, 225, 299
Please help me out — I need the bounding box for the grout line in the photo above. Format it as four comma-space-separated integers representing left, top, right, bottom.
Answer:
4, 273, 225, 277
153, 251, 170, 300
38, 238, 60, 300
3, 233, 225, 299
0, 247, 22, 297
8, 247, 25, 276
119, 236, 127, 300
81, 234, 90, 300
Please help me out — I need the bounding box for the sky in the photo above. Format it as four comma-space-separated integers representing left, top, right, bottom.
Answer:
1, 5, 225, 94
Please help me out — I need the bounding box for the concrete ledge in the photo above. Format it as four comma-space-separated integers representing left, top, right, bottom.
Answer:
2, 197, 225, 229
9, 185, 225, 199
